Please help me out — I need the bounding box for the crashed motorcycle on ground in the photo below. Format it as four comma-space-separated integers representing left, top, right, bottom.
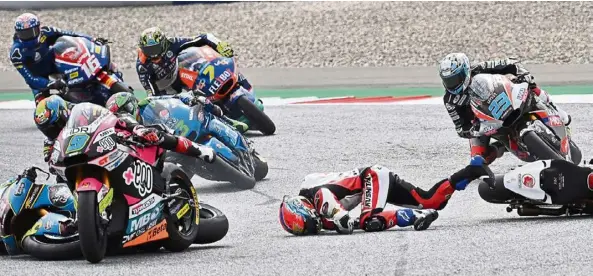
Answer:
44, 103, 227, 263
48, 36, 132, 105
139, 95, 268, 189
469, 74, 581, 164
0, 168, 80, 260
479, 159, 593, 217
176, 46, 276, 135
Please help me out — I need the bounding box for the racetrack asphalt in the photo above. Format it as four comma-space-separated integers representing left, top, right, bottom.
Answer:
1, 103, 593, 275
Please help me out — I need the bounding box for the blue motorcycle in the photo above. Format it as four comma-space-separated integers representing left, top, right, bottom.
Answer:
139, 96, 268, 189
51, 36, 133, 105
0, 167, 80, 260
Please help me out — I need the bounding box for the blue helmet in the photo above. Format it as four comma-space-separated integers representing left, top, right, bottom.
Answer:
14, 13, 41, 49
438, 53, 471, 95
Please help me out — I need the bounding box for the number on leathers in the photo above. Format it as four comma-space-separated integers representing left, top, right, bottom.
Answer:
488, 92, 511, 120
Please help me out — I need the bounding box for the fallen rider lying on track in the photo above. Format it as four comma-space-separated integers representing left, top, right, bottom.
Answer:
279, 156, 489, 235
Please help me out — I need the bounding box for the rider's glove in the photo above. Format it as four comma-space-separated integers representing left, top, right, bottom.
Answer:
47, 79, 67, 91
132, 125, 163, 145
456, 122, 480, 139
516, 73, 536, 87
43, 139, 55, 163
332, 211, 354, 234
193, 96, 223, 117
216, 41, 234, 58
93, 37, 110, 45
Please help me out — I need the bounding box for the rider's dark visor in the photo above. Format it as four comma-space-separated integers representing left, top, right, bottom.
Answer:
16, 26, 40, 41
442, 73, 465, 92
141, 44, 164, 59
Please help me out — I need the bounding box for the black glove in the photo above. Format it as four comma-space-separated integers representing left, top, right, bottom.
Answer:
515, 74, 536, 87
457, 122, 480, 139
47, 79, 67, 91
43, 139, 55, 163
93, 37, 110, 45
20, 167, 38, 182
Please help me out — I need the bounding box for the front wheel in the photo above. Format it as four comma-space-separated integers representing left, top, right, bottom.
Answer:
22, 235, 81, 260
194, 203, 229, 244
521, 130, 565, 161
253, 151, 268, 181
236, 96, 276, 135
77, 191, 108, 263
161, 168, 200, 252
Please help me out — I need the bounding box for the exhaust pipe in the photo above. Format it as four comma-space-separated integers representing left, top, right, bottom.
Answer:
517, 205, 566, 216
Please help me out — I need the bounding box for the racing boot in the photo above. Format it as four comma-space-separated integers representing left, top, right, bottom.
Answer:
449, 156, 490, 190
223, 116, 249, 133
412, 209, 439, 231
175, 136, 215, 163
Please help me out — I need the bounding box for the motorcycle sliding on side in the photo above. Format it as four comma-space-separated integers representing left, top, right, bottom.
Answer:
479, 160, 593, 217
138, 96, 268, 189
47, 103, 227, 263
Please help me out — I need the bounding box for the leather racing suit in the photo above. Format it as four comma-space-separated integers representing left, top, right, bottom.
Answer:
9, 26, 96, 104
297, 159, 488, 233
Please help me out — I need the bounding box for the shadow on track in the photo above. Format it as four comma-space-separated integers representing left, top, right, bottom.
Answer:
481, 214, 593, 224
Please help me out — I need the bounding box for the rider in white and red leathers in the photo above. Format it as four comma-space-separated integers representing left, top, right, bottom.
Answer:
279, 156, 489, 235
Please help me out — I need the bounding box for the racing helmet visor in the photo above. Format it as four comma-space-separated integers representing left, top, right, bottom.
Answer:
16, 26, 40, 41
140, 43, 164, 59
442, 72, 466, 94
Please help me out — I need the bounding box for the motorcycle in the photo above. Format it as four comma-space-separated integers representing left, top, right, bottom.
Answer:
176, 46, 276, 135
50, 36, 133, 105
469, 74, 581, 164
48, 103, 227, 263
0, 167, 80, 260
139, 96, 268, 189
479, 160, 593, 216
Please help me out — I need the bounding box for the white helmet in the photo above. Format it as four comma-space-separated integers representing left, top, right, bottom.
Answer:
438, 53, 471, 95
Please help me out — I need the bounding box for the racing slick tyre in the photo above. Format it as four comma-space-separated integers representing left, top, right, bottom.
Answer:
166, 152, 256, 189
110, 81, 134, 93
521, 131, 565, 161
569, 140, 582, 165
77, 191, 108, 263
194, 203, 229, 244
22, 235, 81, 260
253, 151, 268, 181
237, 96, 276, 135
478, 174, 521, 203
161, 164, 200, 252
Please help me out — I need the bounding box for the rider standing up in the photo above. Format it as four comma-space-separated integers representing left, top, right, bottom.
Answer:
135, 27, 236, 96
437, 53, 572, 164
9, 12, 109, 104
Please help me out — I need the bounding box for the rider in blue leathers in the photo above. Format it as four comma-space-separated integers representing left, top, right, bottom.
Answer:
135, 27, 254, 96
9, 12, 108, 104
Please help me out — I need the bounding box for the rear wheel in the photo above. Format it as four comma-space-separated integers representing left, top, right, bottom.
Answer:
236, 96, 276, 135
194, 203, 229, 244
22, 235, 81, 260
478, 175, 521, 204
253, 152, 268, 181
77, 191, 108, 263
521, 131, 564, 160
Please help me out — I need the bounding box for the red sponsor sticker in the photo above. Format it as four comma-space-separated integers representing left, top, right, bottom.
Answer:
587, 173, 593, 191
522, 174, 535, 188
560, 137, 569, 155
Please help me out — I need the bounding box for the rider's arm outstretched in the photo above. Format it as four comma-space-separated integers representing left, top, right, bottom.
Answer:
115, 113, 215, 163
173, 34, 234, 57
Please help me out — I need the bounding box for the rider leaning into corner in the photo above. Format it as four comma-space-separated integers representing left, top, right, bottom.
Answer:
438, 53, 572, 164
34, 95, 216, 178
136, 27, 251, 96
279, 156, 489, 235
9, 12, 110, 105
